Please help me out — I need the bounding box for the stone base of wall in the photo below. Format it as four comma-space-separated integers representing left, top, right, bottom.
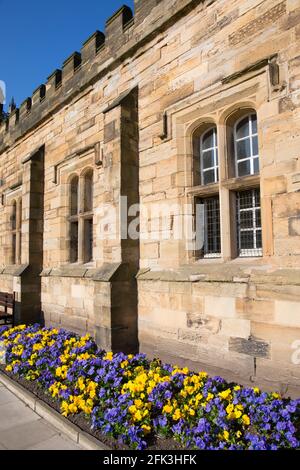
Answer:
41, 262, 138, 354
137, 266, 300, 398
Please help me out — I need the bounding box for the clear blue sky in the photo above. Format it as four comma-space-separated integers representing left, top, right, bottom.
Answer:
0, 0, 134, 111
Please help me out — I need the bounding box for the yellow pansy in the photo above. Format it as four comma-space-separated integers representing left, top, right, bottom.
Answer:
103, 351, 113, 361
219, 389, 232, 400
141, 424, 151, 435
163, 404, 173, 414
242, 414, 250, 426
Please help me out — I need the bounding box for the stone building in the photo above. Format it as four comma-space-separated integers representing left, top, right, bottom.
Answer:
0, 0, 300, 395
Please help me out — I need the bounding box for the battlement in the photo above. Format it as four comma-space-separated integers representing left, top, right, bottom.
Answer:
0, 0, 210, 152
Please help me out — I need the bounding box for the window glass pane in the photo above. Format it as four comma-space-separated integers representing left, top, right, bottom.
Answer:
236, 189, 262, 257
70, 221, 78, 263
202, 169, 216, 185
252, 136, 258, 156
19, 231, 22, 264
70, 177, 79, 216
256, 230, 262, 249
237, 159, 251, 177
255, 209, 261, 227
11, 203, 17, 230
251, 114, 257, 134
254, 188, 261, 206
236, 138, 251, 160
84, 218, 93, 263
236, 117, 250, 139
240, 231, 254, 250
202, 129, 215, 149
253, 157, 260, 174
202, 150, 214, 169
12, 234, 16, 264
203, 196, 221, 256
238, 191, 252, 209
240, 210, 253, 229
18, 201, 22, 228
84, 172, 93, 212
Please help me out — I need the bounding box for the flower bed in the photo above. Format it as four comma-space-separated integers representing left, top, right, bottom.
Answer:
0, 324, 299, 450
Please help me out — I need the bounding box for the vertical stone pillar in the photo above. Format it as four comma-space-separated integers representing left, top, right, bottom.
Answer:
16, 146, 45, 324
95, 88, 139, 353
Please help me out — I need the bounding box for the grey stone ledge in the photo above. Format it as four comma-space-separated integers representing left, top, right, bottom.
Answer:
0, 264, 29, 277
137, 265, 300, 286
40, 262, 135, 282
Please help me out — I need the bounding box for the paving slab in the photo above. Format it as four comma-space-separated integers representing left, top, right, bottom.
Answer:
27, 435, 82, 450
0, 384, 82, 450
0, 386, 18, 406
0, 418, 58, 450
0, 400, 40, 432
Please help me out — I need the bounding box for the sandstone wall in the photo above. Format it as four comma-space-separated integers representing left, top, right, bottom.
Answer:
0, 0, 300, 393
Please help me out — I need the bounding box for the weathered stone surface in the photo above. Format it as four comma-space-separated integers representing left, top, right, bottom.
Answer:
1, 0, 300, 392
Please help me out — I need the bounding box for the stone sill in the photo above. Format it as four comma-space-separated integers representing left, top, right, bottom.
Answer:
137, 265, 300, 286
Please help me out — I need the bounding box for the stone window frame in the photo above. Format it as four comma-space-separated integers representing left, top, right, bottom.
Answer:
188, 103, 262, 263
68, 167, 94, 265
10, 197, 22, 265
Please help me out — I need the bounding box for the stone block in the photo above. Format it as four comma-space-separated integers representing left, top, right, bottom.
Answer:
221, 318, 251, 339
274, 300, 300, 327
204, 296, 236, 318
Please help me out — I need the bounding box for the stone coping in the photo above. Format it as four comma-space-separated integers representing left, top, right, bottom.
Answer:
40, 262, 137, 281
0, 372, 109, 450
137, 266, 300, 286
0, 264, 29, 276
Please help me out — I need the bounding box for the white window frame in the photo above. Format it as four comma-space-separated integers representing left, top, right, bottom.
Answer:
237, 188, 262, 258
203, 196, 221, 259
234, 113, 259, 177
200, 127, 219, 185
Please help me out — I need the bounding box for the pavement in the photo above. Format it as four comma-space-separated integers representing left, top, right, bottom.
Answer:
0, 381, 83, 450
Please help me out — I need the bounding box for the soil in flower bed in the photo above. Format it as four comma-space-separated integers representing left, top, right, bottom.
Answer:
0, 365, 183, 451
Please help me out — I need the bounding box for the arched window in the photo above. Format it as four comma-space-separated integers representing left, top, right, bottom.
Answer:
70, 176, 79, 216
83, 170, 93, 263
69, 176, 79, 263
11, 199, 22, 264
84, 171, 93, 213
193, 124, 221, 259
200, 127, 219, 185
68, 171, 93, 264
234, 113, 259, 177
11, 201, 17, 231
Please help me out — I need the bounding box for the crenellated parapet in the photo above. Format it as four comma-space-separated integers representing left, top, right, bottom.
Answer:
0, 0, 210, 152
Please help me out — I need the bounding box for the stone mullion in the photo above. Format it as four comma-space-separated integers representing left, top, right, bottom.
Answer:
218, 123, 232, 260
